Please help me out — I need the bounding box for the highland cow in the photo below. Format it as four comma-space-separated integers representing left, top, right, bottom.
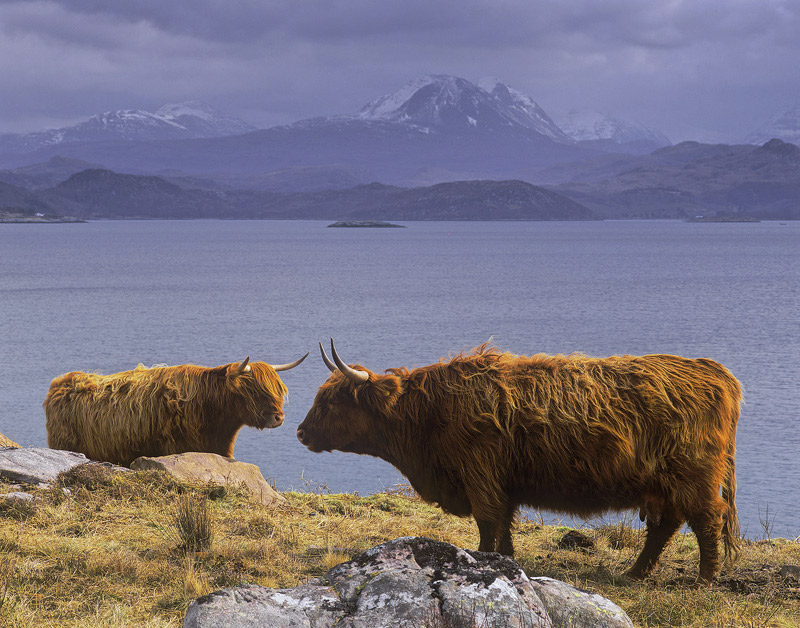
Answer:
297, 341, 741, 583
45, 354, 307, 466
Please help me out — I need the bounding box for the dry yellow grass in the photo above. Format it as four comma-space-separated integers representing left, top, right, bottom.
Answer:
0, 465, 798, 627
0, 434, 19, 448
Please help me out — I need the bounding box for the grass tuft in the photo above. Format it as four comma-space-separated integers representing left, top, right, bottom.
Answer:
56, 462, 118, 491
171, 494, 214, 554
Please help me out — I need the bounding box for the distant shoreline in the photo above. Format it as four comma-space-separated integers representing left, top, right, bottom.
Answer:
0, 210, 86, 223
686, 216, 761, 223
0, 217, 86, 224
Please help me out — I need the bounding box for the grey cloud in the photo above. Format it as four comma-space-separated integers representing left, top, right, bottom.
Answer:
16, 0, 800, 49
0, 0, 798, 139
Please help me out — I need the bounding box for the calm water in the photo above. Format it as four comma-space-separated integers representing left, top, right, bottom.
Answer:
1, 220, 798, 538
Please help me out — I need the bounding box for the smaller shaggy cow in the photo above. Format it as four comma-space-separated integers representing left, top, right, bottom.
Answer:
298, 341, 742, 584
45, 354, 307, 466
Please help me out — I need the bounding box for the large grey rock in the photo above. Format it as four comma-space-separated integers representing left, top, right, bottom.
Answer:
131, 452, 285, 507
0, 447, 92, 485
326, 537, 551, 628
187, 538, 556, 627
530, 577, 635, 628
185, 538, 635, 628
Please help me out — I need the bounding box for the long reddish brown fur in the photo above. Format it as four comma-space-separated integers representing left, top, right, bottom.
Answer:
45, 360, 288, 466
299, 344, 742, 583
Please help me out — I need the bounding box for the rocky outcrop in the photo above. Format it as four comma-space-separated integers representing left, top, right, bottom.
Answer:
0, 447, 284, 508
0, 432, 20, 448
0, 447, 96, 486
184, 537, 633, 628
131, 452, 284, 507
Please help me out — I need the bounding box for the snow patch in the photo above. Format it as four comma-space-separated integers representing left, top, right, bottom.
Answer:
744, 104, 800, 145
556, 109, 671, 145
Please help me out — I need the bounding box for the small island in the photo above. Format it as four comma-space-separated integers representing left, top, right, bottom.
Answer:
327, 220, 405, 228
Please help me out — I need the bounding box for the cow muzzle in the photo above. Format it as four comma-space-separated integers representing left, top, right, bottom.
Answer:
296, 426, 324, 451
296, 427, 309, 445
261, 412, 284, 429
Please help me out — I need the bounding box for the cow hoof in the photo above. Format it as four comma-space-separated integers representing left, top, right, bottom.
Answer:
623, 569, 646, 581
694, 576, 715, 588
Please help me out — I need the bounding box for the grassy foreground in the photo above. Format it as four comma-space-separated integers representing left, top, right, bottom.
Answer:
1, 465, 799, 628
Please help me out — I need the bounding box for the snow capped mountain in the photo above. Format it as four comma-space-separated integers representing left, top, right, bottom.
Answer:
556, 110, 671, 147
0, 102, 256, 155
476, 77, 572, 142
154, 101, 256, 137
355, 74, 573, 143
744, 104, 800, 145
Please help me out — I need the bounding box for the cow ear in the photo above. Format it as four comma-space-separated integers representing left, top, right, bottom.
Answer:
358, 373, 402, 412
210, 365, 230, 379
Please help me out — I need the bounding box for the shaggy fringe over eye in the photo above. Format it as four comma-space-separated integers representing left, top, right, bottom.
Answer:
234, 362, 289, 417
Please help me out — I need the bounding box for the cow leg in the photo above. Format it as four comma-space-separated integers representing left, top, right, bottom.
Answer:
476, 518, 499, 553
475, 503, 517, 556
626, 510, 683, 580
688, 506, 724, 585
495, 505, 518, 557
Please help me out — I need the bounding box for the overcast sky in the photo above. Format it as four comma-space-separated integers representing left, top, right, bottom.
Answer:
1, 0, 798, 141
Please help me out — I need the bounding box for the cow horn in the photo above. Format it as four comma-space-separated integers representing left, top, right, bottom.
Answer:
330, 339, 369, 383
237, 356, 250, 373
319, 342, 337, 373
270, 352, 310, 372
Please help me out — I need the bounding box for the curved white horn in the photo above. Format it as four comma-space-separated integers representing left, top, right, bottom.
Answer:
330, 339, 369, 383
319, 342, 337, 373
237, 356, 251, 373
270, 352, 310, 372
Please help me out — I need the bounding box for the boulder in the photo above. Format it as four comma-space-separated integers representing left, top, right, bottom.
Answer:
557, 529, 595, 551
185, 537, 635, 628
530, 577, 634, 628
0, 432, 20, 448
0, 447, 93, 486
131, 452, 284, 507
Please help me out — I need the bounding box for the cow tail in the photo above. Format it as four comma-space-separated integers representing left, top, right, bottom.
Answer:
721, 390, 741, 565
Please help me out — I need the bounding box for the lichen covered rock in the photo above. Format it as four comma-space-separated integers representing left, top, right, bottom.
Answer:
185, 537, 635, 628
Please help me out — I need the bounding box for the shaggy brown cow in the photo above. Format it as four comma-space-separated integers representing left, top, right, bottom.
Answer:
45, 353, 308, 466
297, 341, 742, 583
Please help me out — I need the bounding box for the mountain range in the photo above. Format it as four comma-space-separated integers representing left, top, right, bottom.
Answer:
0, 75, 798, 220
0, 101, 256, 156
548, 139, 800, 219
0, 168, 593, 221
0, 76, 667, 186
5, 137, 795, 221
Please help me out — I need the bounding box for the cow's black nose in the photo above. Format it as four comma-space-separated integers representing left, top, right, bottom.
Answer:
296, 428, 306, 443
